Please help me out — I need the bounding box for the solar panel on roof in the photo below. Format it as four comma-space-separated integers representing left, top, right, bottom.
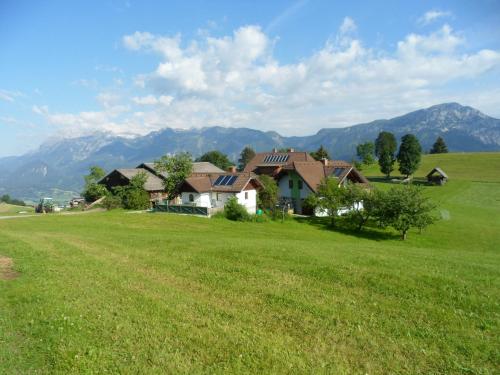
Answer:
214, 176, 225, 185
263, 154, 289, 163
214, 175, 238, 186
225, 176, 237, 185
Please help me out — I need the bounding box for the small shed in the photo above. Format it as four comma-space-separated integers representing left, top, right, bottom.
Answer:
426, 167, 448, 185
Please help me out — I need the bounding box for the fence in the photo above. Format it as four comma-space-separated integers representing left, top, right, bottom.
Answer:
154, 204, 209, 216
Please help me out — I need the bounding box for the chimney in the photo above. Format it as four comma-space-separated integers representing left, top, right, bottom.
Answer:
320, 158, 328, 166
227, 166, 237, 173
272, 147, 278, 153
287, 148, 295, 152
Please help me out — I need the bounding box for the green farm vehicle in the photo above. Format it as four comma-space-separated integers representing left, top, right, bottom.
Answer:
35, 198, 55, 213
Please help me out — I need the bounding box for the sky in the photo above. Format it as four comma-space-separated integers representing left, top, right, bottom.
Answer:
1, 0, 500, 157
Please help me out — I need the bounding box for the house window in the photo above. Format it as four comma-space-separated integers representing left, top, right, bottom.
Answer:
245, 192, 248, 200
289, 179, 293, 189
216, 192, 220, 201
189, 194, 194, 202
298, 180, 303, 190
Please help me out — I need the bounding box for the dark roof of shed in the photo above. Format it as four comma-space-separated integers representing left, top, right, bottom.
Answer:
426, 167, 448, 179
102, 168, 165, 191
138, 161, 225, 178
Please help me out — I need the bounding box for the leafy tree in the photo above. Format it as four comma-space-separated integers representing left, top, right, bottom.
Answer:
155, 152, 193, 201
375, 131, 397, 178
397, 134, 422, 178
82, 166, 108, 202
102, 194, 122, 210
257, 175, 279, 211
238, 146, 256, 171
310, 145, 330, 161
113, 172, 150, 210
224, 196, 250, 221
0, 194, 11, 203
356, 141, 375, 165
196, 150, 232, 171
341, 183, 372, 231
377, 185, 437, 240
430, 136, 448, 154
305, 177, 344, 227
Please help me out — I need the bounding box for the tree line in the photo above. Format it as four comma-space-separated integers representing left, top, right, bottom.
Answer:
354, 134, 448, 178
0, 194, 26, 206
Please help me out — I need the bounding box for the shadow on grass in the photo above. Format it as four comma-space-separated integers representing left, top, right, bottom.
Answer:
367, 176, 430, 186
294, 216, 399, 241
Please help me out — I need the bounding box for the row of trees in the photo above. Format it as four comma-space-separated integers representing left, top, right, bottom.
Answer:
0, 194, 26, 206
356, 135, 449, 177
304, 180, 437, 240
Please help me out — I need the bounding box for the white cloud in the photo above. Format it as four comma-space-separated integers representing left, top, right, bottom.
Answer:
132, 95, 173, 106
418, 10, 452, 25
339, 17, 357, 35
0, 89, 23, 102
32, 20, 500, 137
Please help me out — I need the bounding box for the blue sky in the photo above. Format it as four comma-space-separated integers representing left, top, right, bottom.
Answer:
1, 0, 500, 157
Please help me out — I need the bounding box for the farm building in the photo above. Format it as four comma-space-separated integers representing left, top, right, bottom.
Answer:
426, 167, 448, 185
99, 161, 225, 204
99, 168, 167, 203
178, 172, 262, 214
245, 149, 369, 214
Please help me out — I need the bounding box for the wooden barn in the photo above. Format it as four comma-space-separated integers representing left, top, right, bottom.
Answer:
426, 167, 448, 185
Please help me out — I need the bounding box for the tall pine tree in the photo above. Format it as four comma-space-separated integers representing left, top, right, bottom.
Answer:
310, 145, 330, 161
238, 147, 256, 171
397, 134, 422, 178
430, 136, 448, 154
375, 131, 397, 178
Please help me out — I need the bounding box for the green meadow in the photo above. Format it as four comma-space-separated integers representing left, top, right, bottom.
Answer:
0, 202, 34, 216
0, 153, 499, 374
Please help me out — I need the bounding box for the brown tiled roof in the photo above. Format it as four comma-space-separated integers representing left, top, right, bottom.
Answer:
280, 160, 369, 192
183, 172, 261, 193
243, 151, 315, 173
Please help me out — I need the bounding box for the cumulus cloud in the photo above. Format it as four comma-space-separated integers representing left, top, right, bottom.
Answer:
32, 20, 500, 137
418, 10, 452, 25
339, 17, 357, 35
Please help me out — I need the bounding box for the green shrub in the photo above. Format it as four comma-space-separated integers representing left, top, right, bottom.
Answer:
224, 197, 250, 221
103, 195, 122, 210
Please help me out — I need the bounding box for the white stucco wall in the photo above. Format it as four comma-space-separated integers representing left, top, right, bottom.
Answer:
236, 189, 257, 214
181, 189, 257, 214
277, 173, 312, 199
181, 192, 211, 207
278, 174, 292, 198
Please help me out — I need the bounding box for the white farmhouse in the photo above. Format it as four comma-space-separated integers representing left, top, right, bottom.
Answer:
179, 172, 262, 214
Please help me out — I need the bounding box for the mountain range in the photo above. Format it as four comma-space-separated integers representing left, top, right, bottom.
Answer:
1, 102, 499, 201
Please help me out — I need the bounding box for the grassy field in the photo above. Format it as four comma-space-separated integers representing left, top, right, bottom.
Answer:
0, 202, 34, 216
0, 153, 499, 374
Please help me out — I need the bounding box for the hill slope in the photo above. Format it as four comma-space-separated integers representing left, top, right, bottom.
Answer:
0, 152, 498, 373
0, 103, 499, 200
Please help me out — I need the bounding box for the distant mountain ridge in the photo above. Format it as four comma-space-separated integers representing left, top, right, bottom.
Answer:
1, 103, 499, 201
